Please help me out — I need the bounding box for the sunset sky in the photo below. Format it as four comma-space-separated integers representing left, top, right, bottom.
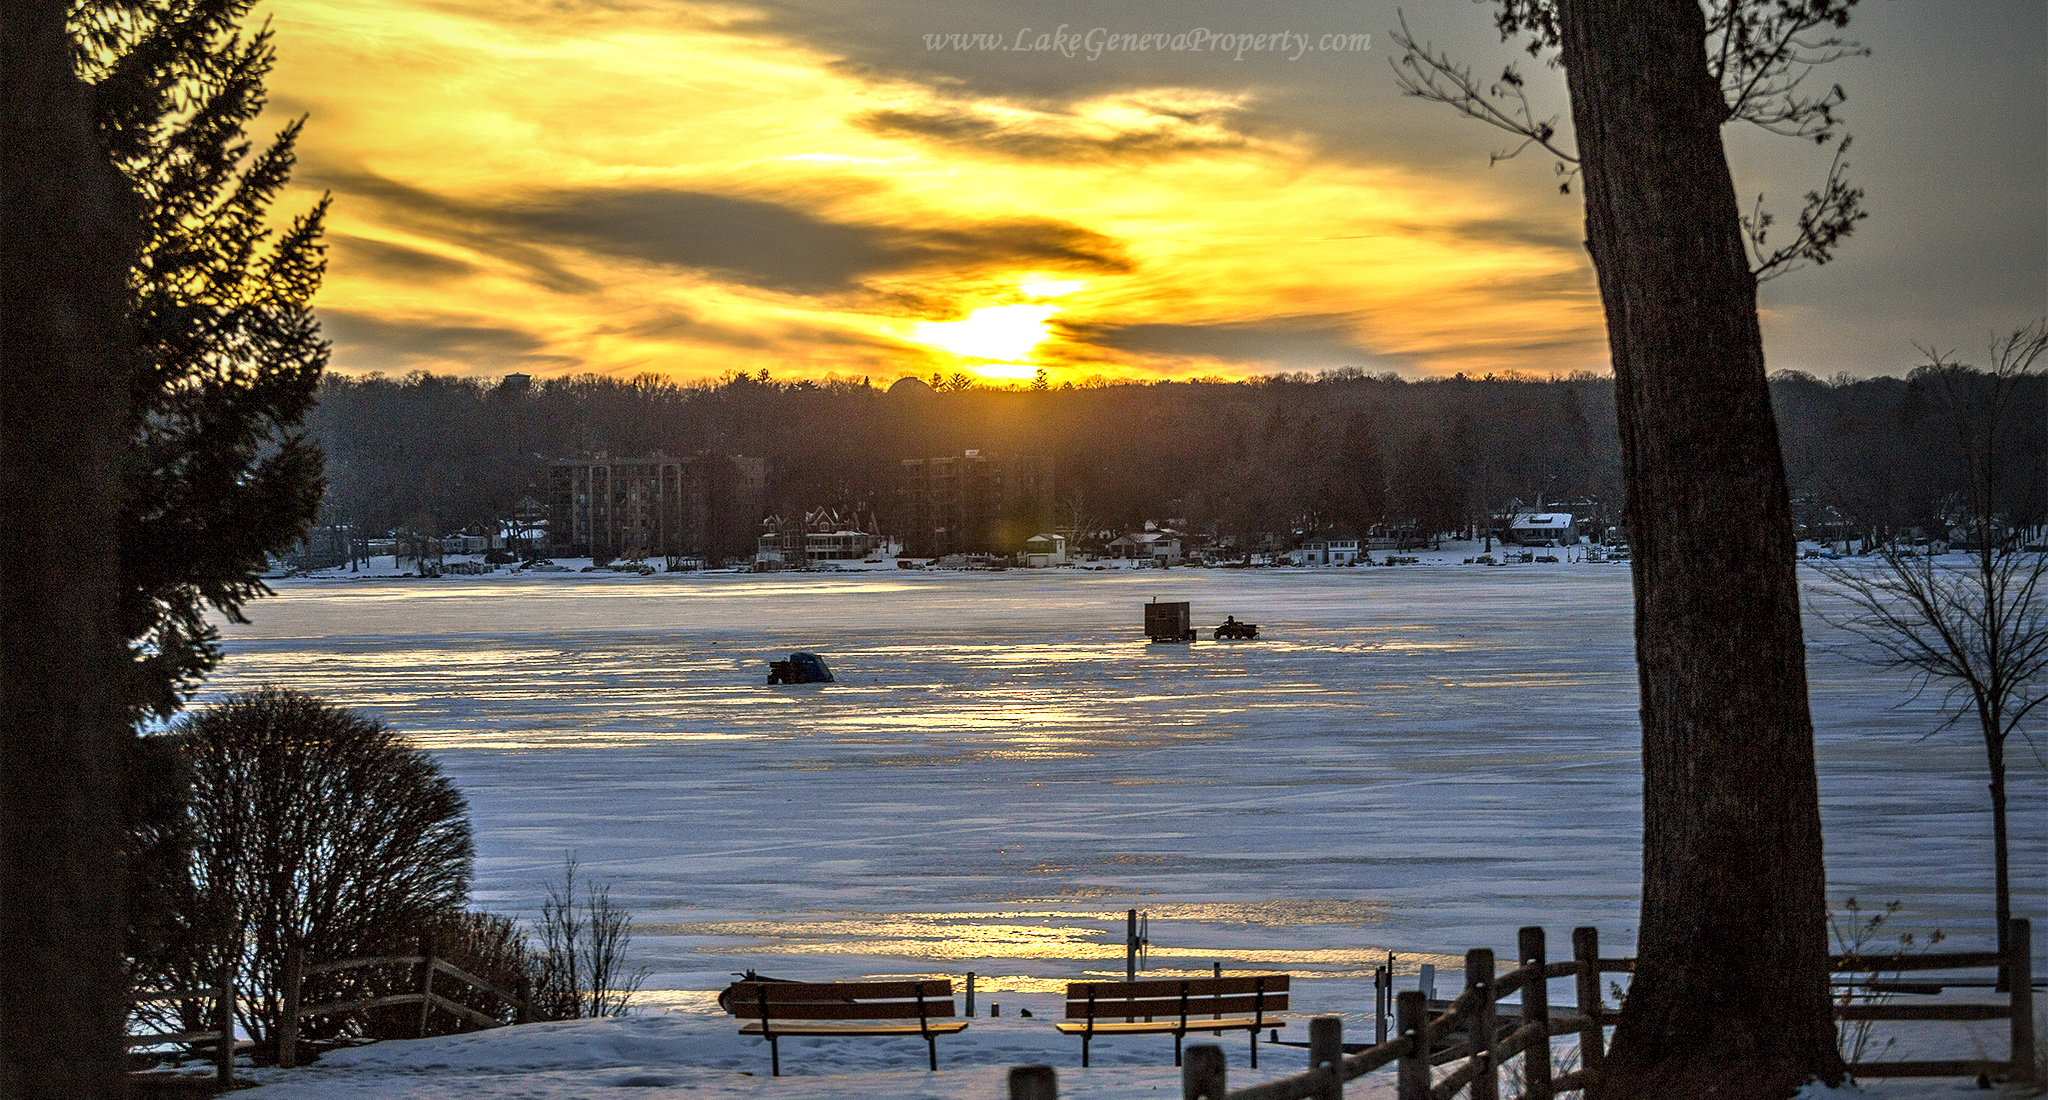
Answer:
258, 0, 2045, 385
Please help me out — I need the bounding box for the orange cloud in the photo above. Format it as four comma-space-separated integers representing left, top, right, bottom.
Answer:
263, 0, 1605, 383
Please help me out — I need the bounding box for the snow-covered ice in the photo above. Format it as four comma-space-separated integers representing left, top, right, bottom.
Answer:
194, 556, 2043, 1097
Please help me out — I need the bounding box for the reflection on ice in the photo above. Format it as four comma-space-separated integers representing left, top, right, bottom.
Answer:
633, 903, 1436, 982
210, 568, 2045, 1005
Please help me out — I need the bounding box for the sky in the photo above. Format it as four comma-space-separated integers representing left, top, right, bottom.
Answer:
257, 0, 2047, 385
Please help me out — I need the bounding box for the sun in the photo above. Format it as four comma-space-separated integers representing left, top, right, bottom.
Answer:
912, 303, 1059, 363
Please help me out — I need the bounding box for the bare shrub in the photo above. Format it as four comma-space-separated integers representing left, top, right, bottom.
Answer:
357, 908, 532, 1039
529, 855, 648, 1019
1830, 897, 1944, 1068
174, 687, 473, 1050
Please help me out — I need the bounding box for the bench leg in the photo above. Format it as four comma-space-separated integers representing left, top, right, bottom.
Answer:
1174, 1032, 1183, 1067
1249, 1027, 1258, 1069
770, 1035, 780, 1077
1082, 1034, 1090, 1068
928, 1034, 938, 1071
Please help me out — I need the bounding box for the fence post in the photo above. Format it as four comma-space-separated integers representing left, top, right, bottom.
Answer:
1310, 1015, 1344, 1100
1009, 1064, 1058, 1100
1128, 910, 1141, 982
1375, 964, 1390, 1045
417, 934, 435, 1038
213, 949, 235, 1086
2010, 919, 2035, 1085
1572, 926, 1606, 1080
1182, 1044, 1226, 1100
966, 972, 976, 1018
1397, 989, 1429, 1100
1468, 947, 1498, 1100
279, 938, 302, 1069
1519, 927, 1552, 1100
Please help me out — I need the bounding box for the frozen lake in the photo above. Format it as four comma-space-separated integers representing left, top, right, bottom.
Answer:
209, 562, 2045, 1022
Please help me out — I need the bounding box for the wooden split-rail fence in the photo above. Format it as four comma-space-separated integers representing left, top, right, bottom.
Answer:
126, 953, 237, 1087
128, 939, 533, 1075
276, 940, 533, 1067
1007, 919, 2038, 1100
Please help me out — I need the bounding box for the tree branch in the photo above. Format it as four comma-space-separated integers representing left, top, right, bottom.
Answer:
1389, 10, 1580, 192
1745, 135, 1866, 281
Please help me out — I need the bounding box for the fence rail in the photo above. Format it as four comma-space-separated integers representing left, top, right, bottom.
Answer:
1835, 917, 2033, 1082
1008, 918, 2037, 1100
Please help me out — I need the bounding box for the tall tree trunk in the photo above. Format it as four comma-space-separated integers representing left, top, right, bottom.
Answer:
1, 2, 140, 1096
1556, 2, 1845, 1096
1988, 730, 2010, 991
1978, 543, 2012, 988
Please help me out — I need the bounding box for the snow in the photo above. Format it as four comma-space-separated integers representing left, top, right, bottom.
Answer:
192, 549, 2043, 1098
234, 1012, 1379, 1099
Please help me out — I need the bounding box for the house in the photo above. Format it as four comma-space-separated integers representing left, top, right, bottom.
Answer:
1508, 513, 1578, 546
1299, 533, 1362, 566
501, 495, 549, 559
1022, 533, 1068, 567
757, 507, 887, 567
1106, 530, 1182, 566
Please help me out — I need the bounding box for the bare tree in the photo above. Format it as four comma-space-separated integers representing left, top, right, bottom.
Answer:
1814, 322, 2048, 988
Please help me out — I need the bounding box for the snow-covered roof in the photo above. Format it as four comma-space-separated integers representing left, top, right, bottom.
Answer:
1510, 513, 1574, 530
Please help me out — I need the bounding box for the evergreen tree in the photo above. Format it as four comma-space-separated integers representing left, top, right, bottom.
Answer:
1326, 409, 1389, 536
1392, 431, 1467, 542
74, 0, 330, 720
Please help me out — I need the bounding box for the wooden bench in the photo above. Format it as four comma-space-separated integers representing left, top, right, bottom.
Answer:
727, 979, 967, 1076
1056, 975, 1289, 1068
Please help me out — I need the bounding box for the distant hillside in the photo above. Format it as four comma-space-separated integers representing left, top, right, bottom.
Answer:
304, 367, 2042, 545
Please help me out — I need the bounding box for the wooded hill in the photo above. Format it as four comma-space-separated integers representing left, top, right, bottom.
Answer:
308, 367, 2043, 549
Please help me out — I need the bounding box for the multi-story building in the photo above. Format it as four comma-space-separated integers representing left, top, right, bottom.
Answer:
899, 450, 1054, 558
548, 452, 766, 564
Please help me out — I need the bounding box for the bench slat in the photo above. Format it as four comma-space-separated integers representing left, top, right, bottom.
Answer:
1063, 993, 1289, 1018
736, 980, 951, 1002
1055, 1017, 1276, 1036
728, 979, 967, 1078
732, 1000, 957, 1021
125, 1030, 223, 1047
1832, 951, 2005, 973
739, 1020, 969, 1037
1836, 1003, 2011, 1022
1847, 1058, 2011, 1078
1067, 976, 1290, 999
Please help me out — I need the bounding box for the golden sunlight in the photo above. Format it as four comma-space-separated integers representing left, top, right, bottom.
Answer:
912, 304, 1059, 363
1018, 278, 1085, 298
262, 0, 1606, 382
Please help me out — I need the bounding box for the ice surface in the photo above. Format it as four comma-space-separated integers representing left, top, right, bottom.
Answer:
201, 556, 2042, 1097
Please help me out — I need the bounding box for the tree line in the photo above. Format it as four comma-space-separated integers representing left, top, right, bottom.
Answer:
309, 365, 2043, 549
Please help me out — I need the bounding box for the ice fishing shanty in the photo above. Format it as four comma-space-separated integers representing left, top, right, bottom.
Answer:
767, 652, 834, 684
1145, 600, 1197, 643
